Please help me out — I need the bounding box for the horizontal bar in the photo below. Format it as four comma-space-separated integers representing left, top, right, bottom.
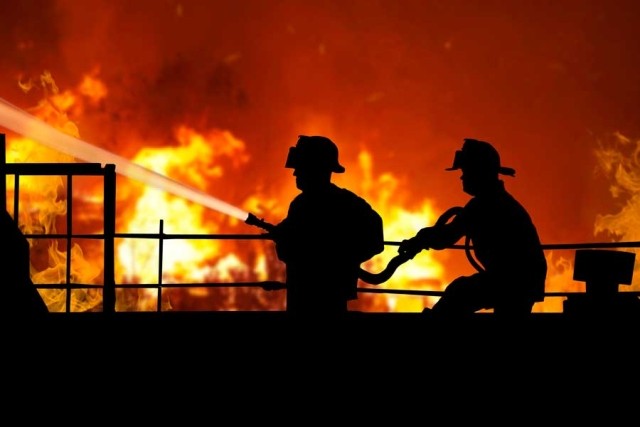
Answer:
34, 283, 103, 289
358, 288, 444, 297
32, 281, 285, 289
31, 282, 640, 297
19, 230, 640, 251
359, 288, 640, 297
428, 242, 640, 250
5, 162, 106, 175
22, 233, 270, 240
113, 233, 271, 240
25, 234, 109, 239
114, 281, 284, 289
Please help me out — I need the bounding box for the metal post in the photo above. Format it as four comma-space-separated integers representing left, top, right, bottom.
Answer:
65, 173, 73, 312
0, 133, 5, 213
13, 175, 19, 219
157, 219, 164, 312
103, 164, 116, 313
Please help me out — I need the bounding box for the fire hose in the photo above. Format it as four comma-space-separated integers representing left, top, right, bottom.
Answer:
245, 205, 477, 285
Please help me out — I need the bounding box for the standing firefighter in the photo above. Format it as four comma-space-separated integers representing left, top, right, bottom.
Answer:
271, 135, 384, 316
399, 138, 547, 318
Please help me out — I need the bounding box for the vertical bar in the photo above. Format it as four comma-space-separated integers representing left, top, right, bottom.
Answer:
65, 174, 73, 313
103, 164, 116, 313
0, 133, 5, 213
13, 175, 19, 219
157, 219, 164, 312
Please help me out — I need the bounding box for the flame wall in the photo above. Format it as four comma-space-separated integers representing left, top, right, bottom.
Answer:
2, 0, 640, 312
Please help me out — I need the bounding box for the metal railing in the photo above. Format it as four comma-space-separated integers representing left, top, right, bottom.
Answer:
3, 133, 639, 314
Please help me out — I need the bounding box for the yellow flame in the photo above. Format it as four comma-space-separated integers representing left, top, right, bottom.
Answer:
336, 148, 447, 312
115, 126, 257, 310
5, 72, 107, 312
594, 132, 640, 291
12, 71, 624, 314
30, 241, 102, 312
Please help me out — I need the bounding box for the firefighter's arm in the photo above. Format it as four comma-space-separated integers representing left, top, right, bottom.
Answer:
399, 221, 464, 256
398, 227, 435, 256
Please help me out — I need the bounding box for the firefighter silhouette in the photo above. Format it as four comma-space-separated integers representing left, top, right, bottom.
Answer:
271, 135, 384, 315
1, 209, 49, 317
399, 138, 547, 317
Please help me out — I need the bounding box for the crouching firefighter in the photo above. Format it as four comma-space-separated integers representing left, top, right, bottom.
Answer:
398, 138, 547, 318
260, 135, 385, 316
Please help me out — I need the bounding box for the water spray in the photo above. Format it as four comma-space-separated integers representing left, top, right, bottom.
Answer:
0, 96, 249, 221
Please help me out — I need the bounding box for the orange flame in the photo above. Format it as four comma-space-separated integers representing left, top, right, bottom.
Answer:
8, 71, 621, 314
593, 132, 640, 291
115, 126, 253, 310
6, 72, 103, 312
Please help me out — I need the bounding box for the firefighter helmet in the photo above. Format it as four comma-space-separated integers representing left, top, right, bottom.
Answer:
446, 138, 515, 177
285, 135, 345, 173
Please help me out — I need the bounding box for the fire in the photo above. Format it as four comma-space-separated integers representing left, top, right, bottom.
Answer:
115, 125, 254, 310
530, 132, 640, 313
540, 253, 578, 313
4, 71, 451, 313
78, 69, 108, 105
4, 74, 105, 312
593, 132, 640, 290
30, 241, 102, 313
113, 123, 450, 312
343, 150, 446, 312
5, 144, 76, 313
6, 70, 636, 314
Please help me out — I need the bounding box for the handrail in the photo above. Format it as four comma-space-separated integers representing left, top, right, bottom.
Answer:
3, 133, 639, 313
22, 229, 640, 249
24, 228, 640, 299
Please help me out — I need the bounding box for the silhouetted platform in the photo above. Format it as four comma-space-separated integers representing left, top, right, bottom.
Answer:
24, 310, 640, 355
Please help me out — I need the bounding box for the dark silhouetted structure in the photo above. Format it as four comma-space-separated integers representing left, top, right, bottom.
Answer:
399, 138, 547, 318
1, 209, 49, 317
270, 135, 384, 316
564, 249, 640, 316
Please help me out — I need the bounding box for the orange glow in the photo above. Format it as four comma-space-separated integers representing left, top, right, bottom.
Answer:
78, 69, 108, 105
5, 75, 103, 312
2, 1, 640, 312
115, 126, 253, 310
3, 68, 636, 313
593, 132, 640, 293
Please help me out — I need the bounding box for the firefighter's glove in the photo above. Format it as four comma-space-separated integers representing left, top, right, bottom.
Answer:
267, 224, 284, 242
398, 236, 423, 258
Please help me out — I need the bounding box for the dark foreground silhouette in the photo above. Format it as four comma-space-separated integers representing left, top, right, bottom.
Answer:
2, 209, 49, 318
399, 138, 548, 318
267, 135, 385, 316
2, 132, 640, 361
